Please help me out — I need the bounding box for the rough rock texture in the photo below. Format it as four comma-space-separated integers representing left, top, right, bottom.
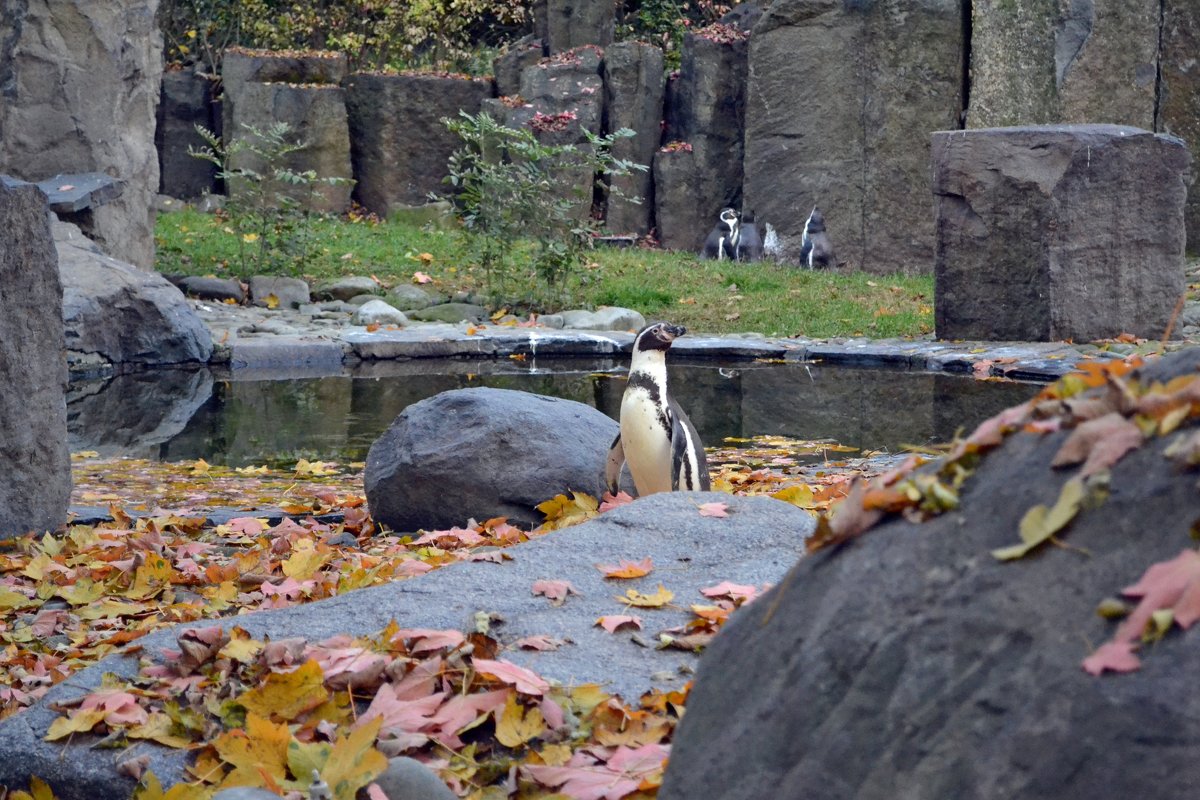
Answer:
656, 29, 749, 252
493, 35, 545, 97
1158, 0, 1200, 250
0, 0, 163, 267
662, 350, 1200, 800
0, 491, 812, 799
542, 0, 614, 54
968, 0, 1159, 130
518, 46, 605, 139
176, 276, 244, 303
314, 276, 378, 301
365, 388, 621, 530
352, 299, 408, 326
344, 73, 494, 215
220, 48, 348, 138
743, 0, 962, 273
227, 82, 353, 213
932, 125, 1189, 342
602, 41, 664, 235
249, 275, 309, 309
0, 182, 70, 539
54, 221, 213, 370
157, 68, 219, 199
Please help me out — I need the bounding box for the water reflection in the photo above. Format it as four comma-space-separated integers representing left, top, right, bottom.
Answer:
67, 359, 1041, 467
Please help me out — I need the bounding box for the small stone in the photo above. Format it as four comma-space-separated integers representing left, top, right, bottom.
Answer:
407, 303, 487, 323
313, 276, 379, 301
370, 757, 457, 800
388, 283, 444, 311
353, 299, 408, 326
538, 314, 565, 329
177, 275, 244, 303
249, 275, 310, 309
347, 293, 378, 306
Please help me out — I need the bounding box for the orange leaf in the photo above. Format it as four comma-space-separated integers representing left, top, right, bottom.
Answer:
595, 558, 653, 580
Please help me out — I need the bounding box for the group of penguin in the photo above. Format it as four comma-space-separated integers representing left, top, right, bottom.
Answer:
700, 205, 836, 269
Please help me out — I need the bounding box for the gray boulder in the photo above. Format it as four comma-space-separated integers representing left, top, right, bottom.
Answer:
344, 72, 494, 215
352, 300, 408, 326
157, 68, 219, 199
220, 48, 349, 141
388, 284, 444, 311
0, 182, 71, 539
653, 144, 707, 251
559, 307, 646, 331
932, 124, 1189, 342
493, 35, 545, 97
0, 0, 162, 267
0, 491, 812, 798
249, 275, 310, 309
365, 388, 619, 530
372, 757, 456, 800
55, 221, 213, 371
314, 276, 379, 301
742, 0, 963, 273
542, 0, 614, 54
177, 275, 244, 303
662, 349, 1200, 800
407, 303, 487, 323
602, 42, 664, 236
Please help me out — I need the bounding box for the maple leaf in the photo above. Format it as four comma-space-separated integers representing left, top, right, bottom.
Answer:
495, 691, 545, 747
306, 639, 389, 691
424, 688, 508, 748
532, 579, 580, 605
318, 717, 389, 800
595, 558, 654, 579
237, 659, 329, 720
412, 270, 432, 283
213, 713, 292, 787
595, 615, 643, 633
392, 628, 465, 654
473, 658, 550, 695
536, 492, 600, 531
593, 700, 672, 747
357, 683, 445, 743
1114, 549, 1200, 642
616, 584, 674, 608
599, 491, 635, 512
697, 502, 729, 518
701, 581, 763, 603
514, 635, 564, 651
1082, 640, 1141, 676
133, 772, 208, 800
522, 743, 669, 800
1051, 412, 1144, 477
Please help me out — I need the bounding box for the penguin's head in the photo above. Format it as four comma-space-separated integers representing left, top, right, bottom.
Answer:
804, 207, 826, 234
634, 322, 686, 353
718, 208, 739, 232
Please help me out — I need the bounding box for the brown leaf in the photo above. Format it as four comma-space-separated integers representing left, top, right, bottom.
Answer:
1051, 412, 1144, 476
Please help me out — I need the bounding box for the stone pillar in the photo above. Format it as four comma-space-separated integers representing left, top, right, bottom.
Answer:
0, 0, 163, 268
932, 125, 1189, 342
542, 0, 614, 54
603, 42, 664, 236
157, 67, 220, 199
0, 181, 71, 539
1158, 0, 1200, 251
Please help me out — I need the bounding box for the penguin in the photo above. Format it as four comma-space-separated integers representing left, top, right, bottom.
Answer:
606, 322, 711, 496
701, 208, 741, 261
799, 206, 836, 269
737, 210, 764, 261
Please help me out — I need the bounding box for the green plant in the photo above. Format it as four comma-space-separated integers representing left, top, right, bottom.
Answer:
443, 111, 646, 310
189, 122, 352, 276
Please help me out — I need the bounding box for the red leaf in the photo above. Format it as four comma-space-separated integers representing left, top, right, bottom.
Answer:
1116, 549, 1200, 641
532, 579, 579, 605
1082, 640, 1141, 675
595, 615, 643, 634
472, 658, 550, 695
1051, 412, 1144, 477
599, 491, 635, 512
697, 502, 729, 518
513, 635, 563, 651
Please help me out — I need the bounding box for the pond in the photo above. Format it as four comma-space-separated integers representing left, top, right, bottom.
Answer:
66, 357, 1042, 467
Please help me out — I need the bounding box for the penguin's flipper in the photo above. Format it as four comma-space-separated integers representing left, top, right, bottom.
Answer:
605, 431, 625, 496
669, 401, 711, 491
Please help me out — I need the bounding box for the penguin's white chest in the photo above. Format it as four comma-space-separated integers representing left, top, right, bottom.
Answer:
620, 387, 674, 496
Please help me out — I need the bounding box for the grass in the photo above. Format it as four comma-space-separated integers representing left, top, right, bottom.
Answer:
155, 207, 935, 338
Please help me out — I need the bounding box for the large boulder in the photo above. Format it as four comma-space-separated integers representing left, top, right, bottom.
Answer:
157, 67, 219, 199
656, 27, 749, 252
365, 387, 621, 530
968, 0, 1159, 129
932, 124, 1189, 342
220, 48, 349, 140
0, 182, 71, 539
0, 0, 163, 267
0, 491, 813, 798
602, 41, 664, 235
662, 349, 1200, 800
541, 0, 614, 54
55, 221, 213, 371
344, 72, 494, 216
1158, 0, 1200, 250
742, 0, 963, 273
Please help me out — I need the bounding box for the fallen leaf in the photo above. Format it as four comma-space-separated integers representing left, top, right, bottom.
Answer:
1115, 549, 1200, 643
1081, 640, 1141, 675
1051, 412, 1144, 477
595, 558, 653, 579
599, 491, 635, 512
514, 635, 564, 651
412, 271, 432, 284
616, 584, 674, 609
532, 579, 580, 606
697, 502, 729, 518
992, 476, 1085, 561
237, 659, 328, 720
595, 615, 643, 634
473, 658, 550, 696
495, 691, 545, 747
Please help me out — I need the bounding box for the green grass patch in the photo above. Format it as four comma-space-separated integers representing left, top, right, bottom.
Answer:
155, 208, 934, 338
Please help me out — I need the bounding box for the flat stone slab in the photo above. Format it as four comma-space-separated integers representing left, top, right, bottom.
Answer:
1, 172, 125, 213
0, 492, 813, 799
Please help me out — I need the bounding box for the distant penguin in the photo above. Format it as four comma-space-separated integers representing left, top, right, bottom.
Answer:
737, 211, 764, 261
799, 206, 836, 269
701, 208, 741, 261
606, 322, 711, 496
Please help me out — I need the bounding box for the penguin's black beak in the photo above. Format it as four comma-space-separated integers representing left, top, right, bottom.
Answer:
664, 323, 686, 339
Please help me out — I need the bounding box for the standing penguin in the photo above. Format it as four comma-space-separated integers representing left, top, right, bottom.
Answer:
799, 206, 836, 269
606, 322, 711, 496
701, 208, 741, 261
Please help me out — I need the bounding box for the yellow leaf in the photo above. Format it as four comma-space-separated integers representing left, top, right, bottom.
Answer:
770, 484, 815, 508
22, 553, 54, 580
242, 232, 260, 243
320, 717, 388, 800
616, 584, 675, 608
0, 586, 34, 610
295, 458, 337, 477
992, 477, 1085, 561
191, 458, 211, 476
237, 659, 328, 720
129, 555, 177, 599
282, 539, 329, 581
45, 709, 106, 741
213, 714, 292, 787
265, 293, 280, 309
128, 712, 195, 748
218, 627, 264, 663
536, 492, 599, 532
567, 684, 610, 716
235, 465, 269, 475
495, 692, 545, 748
76, 598, 151, 619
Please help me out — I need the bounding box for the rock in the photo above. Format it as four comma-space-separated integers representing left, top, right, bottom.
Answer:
352, 300, 408, 326
0, 0, 162, 267
347, 294, 378, 306
932, 124, 1189, 342
743, 0, 962, 273
602, 42, 664, 236
220, 48, 349, 139
67, 370, 215, 459
313, 276, 379, 301
661, 349, 1200, 800
211, 788, 280, 800
178, 276, 244, 303
371, 757, 456, 800
249, 276, 310, 309
0, 182, 71, 539
407, 303, 487, 323
54, 221, 213, 371
657, 28, 750, 252
344, 72, 494, 215
537, 313, 565, 329
1181, 301, 1200, 329
542, 0, 614, 54
388, 284, 444, 311
157, 68, 219, 199
559, 307, 646, 331
196, 194, 226, 213
365, 388, 620, 529
968, 0, 1159, 129
1158, 1, 1200, 251
0, 491, 810, 798
493, 35, 545, 97
228, 81, 353, 213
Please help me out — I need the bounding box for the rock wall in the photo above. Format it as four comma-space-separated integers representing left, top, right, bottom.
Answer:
603, 42, 664, 235
1158, 0, 1200, 250
0, 0, 162, 268
157, 68, 219, 199
743, 0, 963, 273
0, 181, 71, 539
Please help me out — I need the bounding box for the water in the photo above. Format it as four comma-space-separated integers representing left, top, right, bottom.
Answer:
66, 358, 1042, 467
